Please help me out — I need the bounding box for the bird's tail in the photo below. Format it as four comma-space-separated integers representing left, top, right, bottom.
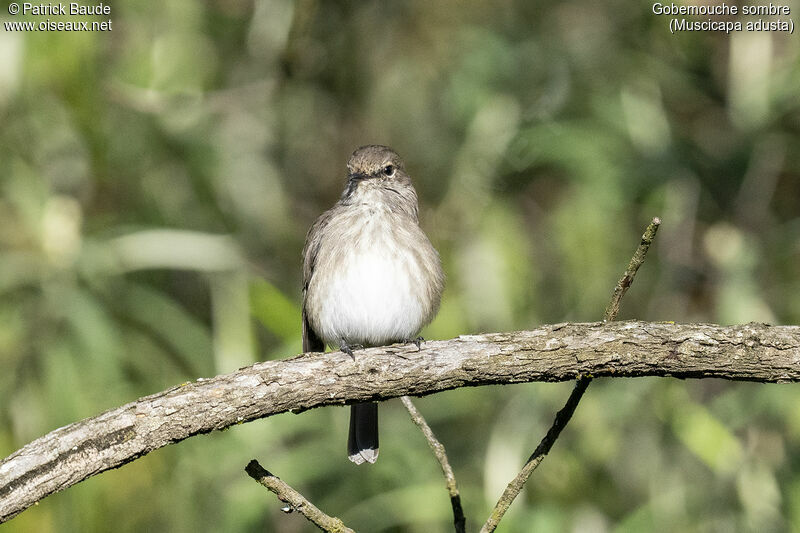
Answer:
348, 402, 379, 464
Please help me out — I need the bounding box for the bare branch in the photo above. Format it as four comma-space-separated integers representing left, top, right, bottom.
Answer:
480, 377, 591, 533
604, 217, 662, 322
245, 460, 354, 533
3, 318, 800, 523
400, 396, 466, 533
481, 217, 661, 533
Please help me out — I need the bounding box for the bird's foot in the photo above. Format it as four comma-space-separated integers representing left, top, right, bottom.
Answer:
404, 336, 424, 351
340, 339, 363, 360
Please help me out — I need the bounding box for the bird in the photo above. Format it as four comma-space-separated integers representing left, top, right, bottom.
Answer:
302, 145, 445, 465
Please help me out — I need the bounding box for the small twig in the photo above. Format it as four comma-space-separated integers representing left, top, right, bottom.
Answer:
480, 378, 590, 533
401, 396, 466, 533
480, 217, 661, 533
604, 217, 662, 322
245, 460, 355, 533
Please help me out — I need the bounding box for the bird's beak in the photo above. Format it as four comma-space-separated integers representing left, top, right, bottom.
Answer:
348, 172, 370, 183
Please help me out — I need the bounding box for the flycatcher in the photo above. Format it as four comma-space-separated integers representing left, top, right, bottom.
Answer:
302, 145, 445, 464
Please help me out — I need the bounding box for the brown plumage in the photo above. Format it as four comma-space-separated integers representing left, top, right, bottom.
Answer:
302, 145, 444, 464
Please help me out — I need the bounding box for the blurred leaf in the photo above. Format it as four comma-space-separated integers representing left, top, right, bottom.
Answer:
250, 278, 301, 345
667, 388, 744, 474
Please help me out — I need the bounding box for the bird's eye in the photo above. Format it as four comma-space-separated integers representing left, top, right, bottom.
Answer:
382, 165, 395, 177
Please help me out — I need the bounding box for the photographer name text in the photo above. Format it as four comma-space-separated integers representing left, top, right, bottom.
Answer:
17, 2, 109, 16
4, 2, 112, 32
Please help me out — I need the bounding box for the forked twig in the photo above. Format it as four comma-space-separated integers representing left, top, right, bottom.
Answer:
245, 460, 355, 533
401, 396, 466, 533
480, 217, 661, 533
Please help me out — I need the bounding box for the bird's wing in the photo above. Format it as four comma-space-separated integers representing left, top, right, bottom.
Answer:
302, 307, 324, 353
301, 209, 332, 353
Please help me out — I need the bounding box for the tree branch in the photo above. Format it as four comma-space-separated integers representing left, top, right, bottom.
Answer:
3, 320, 800, 523
604, 217, 662, 322
245, 460, 354, 533
481, 217, 662, 532
480, 376, 591, 532
400, 396, 466, 533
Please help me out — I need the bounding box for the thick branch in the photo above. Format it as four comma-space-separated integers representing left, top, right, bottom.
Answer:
3, 320, 800, 522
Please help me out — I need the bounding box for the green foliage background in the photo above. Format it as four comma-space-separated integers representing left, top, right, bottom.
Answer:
1, 0, 799, 531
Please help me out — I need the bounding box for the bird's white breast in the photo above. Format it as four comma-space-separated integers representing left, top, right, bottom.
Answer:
307, 204, 438, 348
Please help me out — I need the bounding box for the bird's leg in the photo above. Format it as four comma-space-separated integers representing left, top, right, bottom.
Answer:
340, 338, 363, 360
403, 336, 424, 351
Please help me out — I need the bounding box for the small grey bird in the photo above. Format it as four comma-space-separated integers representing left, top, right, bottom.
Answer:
302, 145, 445, 465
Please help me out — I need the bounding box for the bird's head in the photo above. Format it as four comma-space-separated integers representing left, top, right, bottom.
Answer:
343, 145, 413, 197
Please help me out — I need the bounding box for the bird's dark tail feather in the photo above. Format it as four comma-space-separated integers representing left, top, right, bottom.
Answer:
348, 403, 379, 464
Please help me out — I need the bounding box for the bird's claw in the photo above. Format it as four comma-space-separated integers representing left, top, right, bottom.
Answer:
340, 339, 362, 360
405, 336, 424, 351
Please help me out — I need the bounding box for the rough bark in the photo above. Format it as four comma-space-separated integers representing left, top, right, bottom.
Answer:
2, 320, 800, 523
